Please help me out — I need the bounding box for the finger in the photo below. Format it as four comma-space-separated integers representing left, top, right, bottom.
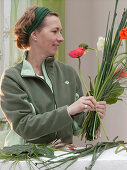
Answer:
81, 103, 91, 112
81, 96, 96, 104
97, 108, 106, 115
96, 101, 106, 110
98, 112, 105, 119
84, 104, 93, 111
85, 96, 97, 106
97, 101, 106, 106
81, 96, 97, 110
96, 104, 106, 110
82, 100, 95, 110
96, 109, 106, 117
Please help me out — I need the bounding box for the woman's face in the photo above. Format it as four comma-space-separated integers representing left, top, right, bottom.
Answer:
35, 15, 64, 57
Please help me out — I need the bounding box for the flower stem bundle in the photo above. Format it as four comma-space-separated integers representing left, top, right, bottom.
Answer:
69, 0, 127, 141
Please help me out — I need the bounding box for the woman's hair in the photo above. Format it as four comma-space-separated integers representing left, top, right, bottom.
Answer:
13, 6, 59, 49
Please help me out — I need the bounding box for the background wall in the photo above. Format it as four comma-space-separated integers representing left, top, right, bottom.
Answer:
65, 0, 127, 146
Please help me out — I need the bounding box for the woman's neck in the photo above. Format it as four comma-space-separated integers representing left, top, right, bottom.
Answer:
27, 49, 47, 76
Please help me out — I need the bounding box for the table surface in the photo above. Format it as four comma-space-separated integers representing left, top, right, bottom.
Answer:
0, 146, 127, 170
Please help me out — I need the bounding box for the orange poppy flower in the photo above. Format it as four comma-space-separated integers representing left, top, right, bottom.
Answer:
119, 27, 127, 39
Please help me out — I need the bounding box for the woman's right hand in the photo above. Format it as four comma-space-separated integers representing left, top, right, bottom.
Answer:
67, 96, 97, 116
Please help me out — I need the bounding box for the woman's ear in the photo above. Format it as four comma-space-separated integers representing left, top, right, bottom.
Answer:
30, 30, 37, 41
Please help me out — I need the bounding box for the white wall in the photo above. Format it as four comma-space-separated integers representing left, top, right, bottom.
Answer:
65, 0, 127, 146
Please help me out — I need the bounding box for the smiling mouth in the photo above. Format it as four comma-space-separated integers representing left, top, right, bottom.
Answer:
53, 44, 60, 47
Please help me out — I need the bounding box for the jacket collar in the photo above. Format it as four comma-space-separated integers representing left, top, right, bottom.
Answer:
21, 51, 54, 77
21, 51, 35, 76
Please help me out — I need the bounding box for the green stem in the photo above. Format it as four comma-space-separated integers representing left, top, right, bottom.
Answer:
95, 52, 127, 100
94, 64, 106, 99
111, 38, 122, 60
95, 109, 109, 140
113, 52, 127, 63
115, 144, 127, 154
78, 57, 90, 96
94, 39, 123, 100
88, 47, 100, 74
78, 57, 109, 141
92, 114, 97, 140
97, 55, 127, 101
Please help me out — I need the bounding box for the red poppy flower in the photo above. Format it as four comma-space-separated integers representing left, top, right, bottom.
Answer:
69, 47, 85, 58
115, 69, 127, 79
119, 27, 127, 39
119, 70, 127, 78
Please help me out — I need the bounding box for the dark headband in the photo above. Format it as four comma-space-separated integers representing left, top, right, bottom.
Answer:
26, 7, 52, 40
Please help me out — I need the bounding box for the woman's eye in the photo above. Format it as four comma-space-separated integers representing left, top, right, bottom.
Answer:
52, 30, 57, 33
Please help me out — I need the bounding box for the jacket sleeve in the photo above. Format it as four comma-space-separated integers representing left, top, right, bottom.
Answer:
0, 72, 73, 141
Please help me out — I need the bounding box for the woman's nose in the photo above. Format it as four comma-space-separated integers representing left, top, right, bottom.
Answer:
57, 33, 64, 42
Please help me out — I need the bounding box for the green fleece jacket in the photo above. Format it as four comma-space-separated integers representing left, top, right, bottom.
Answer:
0, 52, 87, 145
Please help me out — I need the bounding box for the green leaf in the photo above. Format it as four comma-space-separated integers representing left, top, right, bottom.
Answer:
105, 97, 122, 104
1, 144, 54, 158
1, 145, 32, 155
104, 81, 124, 101
34, 145, 54, 158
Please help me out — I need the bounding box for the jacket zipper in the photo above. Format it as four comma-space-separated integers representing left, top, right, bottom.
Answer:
44, 60, 58, 139
44, 60, 57, 109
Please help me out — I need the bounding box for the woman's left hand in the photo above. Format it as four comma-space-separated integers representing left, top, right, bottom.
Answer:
96, 101, 106, 119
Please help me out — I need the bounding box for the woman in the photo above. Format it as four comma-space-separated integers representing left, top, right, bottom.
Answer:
0, 6, 106, 146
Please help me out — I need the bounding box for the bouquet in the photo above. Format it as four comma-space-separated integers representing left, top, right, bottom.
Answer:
69, 0, 127, 141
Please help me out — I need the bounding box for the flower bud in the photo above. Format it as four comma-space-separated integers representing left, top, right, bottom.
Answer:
79, 43, 88, 50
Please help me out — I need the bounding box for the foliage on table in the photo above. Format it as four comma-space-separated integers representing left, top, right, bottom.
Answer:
0, 137, 125, 170
115, 143, 127, 154
0, 143, 55, 169
69, 0, 127, 141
